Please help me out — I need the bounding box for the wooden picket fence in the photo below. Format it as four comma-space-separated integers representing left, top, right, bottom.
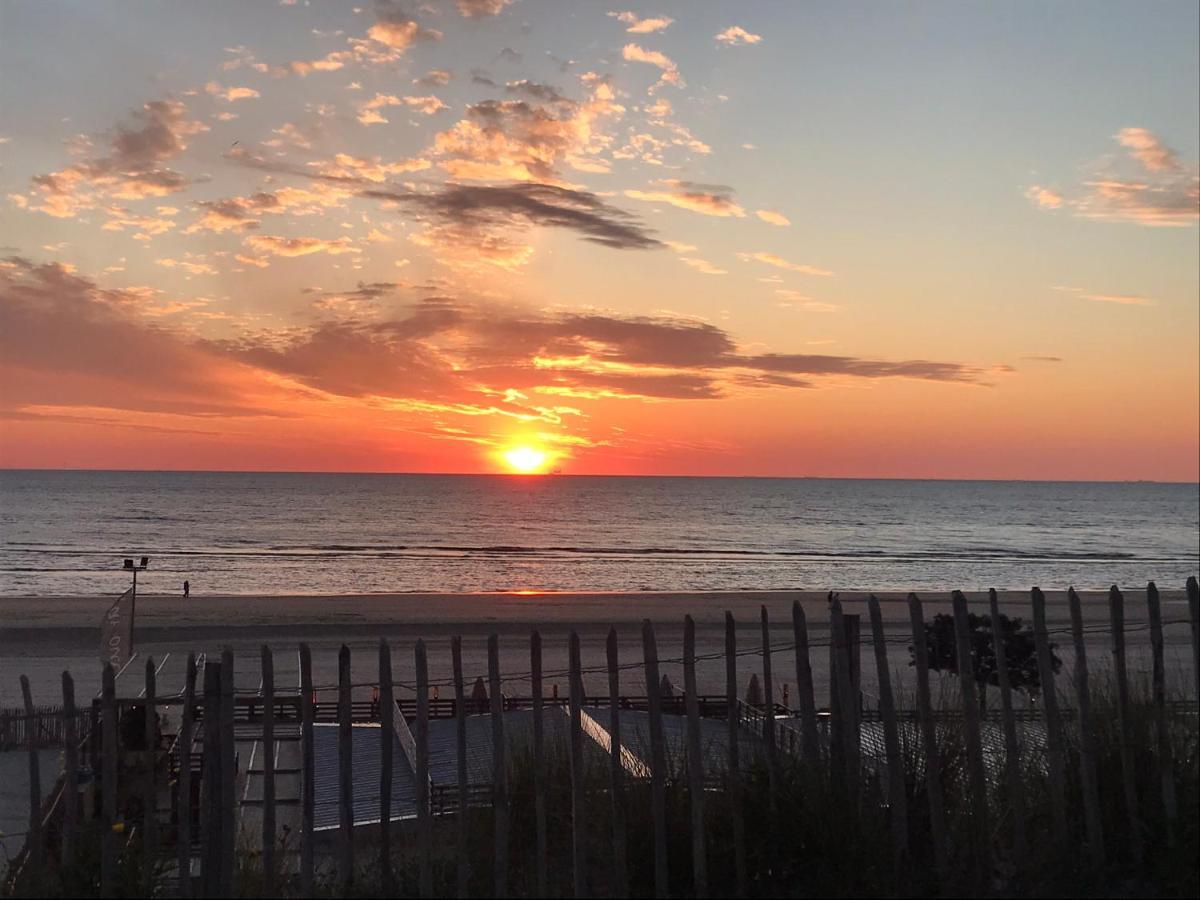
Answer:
0, 704, 91, 751
7, 578, 1200, 898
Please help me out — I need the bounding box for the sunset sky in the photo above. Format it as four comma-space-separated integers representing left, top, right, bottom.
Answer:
1, 0, 1197, 479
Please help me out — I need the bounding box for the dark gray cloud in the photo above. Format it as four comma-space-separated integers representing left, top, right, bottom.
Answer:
362, 182, 664, 250
505, 80, 571, 104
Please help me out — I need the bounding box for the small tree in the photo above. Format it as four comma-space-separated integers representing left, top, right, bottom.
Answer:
910, 612, 1061, 709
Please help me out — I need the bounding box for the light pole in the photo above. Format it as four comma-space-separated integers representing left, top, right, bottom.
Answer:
122, 556, 150, 633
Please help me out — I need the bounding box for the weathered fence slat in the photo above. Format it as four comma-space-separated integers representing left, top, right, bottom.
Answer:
830, 598, 859, 806
642, 619, 670, 899
1107, 586, 1142, 863
61, 671, 79, 877
416, 639, 434, 898
261, 646, 277, 897
906, 594, 949, 884
568, 631, 588, 899
299, 644, 315, 898
606, 628, 629, 899
1068, 587, 1105, 867
725, 611, 747, 899
989, 589, 1027, 869
143, 657, 158, 872
489, 634, 509, 899
378, 639, 394, 894
867, 595, 908, 869
791, 600, 820, 763
337, 644, 354, 890
530, 630, 547, 899
452, 636, 470, 899
952, 592, 989, 882
1189, 576, 1200, 702
176, 657, 195, 900
219, 649, 236, 899
1146, 582, 1177, 845
684, 616, 708, 899
20, 675, 42, 875
177, 654, 196, 899
1030, 587, 1067, 842
760, 606, 779, 796
200, 660, 220, 898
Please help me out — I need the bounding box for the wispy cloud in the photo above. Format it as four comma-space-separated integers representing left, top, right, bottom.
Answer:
738, 251, 833, 276
1027, 128, 1198, 226
755, 209, 790, 226
609, 11, 674, 34
715, 26, 763, 46
622, 43, 684, 88
625, 180, 745, 217
1050, 285, 1154, 306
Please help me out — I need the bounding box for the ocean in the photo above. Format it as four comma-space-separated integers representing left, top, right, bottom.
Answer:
0, 470, 1196, 596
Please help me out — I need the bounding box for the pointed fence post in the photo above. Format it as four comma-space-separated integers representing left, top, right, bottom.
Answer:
791, 600, 819, 763
988, 589, 1027, 869
1067, 587, 1104, 867
378, 640, 394, 894
337, 645, 354, 890
867, 595, 908, 869
530, 630, 547, 899
143, 657, 158, 879
568, 631, 588, 899
101, 663, 118, 899
20, 675, 42, 876
1188, 576, 1200, 702
906, 594, 949, 885
452, 636, 470, 899
830, 599, 859, 806
605, 628, 628, 899
200, 661, 221, 898
1107, 586, 1142, 863
261, 646, 277, 897
1146, 582, 1177, 845
62, 671, 80, 878
489, 634, 509, 899
219, 649, 236, 899
759, 606, 779, 794
683, 616, 708, 899
416, 639, 433, 897
1030, 587, 1067, 842
177, 653, 196, 899
952, 592, 989, 883
724, 612, 747, 899
642, 619, 670, 899
299, 644, 315, 898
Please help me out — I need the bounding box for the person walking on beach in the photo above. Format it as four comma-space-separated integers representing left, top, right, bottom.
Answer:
183, 580, 190, 599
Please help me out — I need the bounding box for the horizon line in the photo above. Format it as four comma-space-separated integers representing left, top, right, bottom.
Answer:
0, 466, 1195, 486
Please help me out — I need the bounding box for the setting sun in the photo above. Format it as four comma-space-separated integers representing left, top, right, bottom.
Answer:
502, 445, 548, 474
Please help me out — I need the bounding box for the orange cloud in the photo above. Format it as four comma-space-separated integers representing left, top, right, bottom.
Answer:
242, 235, 361, 257
1027, 129, 1198, 226
755, 209, 790, 226
625, 180, 745, 217
27, 98, 207, 216
738, 251, 833, 276
715, 26, 763, 46
621, 43, 683, 88
204, 82, 261, 102
609, 11, 674, 33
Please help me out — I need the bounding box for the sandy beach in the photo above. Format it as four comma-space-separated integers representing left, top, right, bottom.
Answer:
2, 587, 1193, 707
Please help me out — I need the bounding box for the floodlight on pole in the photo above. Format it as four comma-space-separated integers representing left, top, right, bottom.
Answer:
122, 557, 150, 652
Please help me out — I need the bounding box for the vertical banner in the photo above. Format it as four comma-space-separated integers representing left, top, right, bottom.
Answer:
101, 587, 134, 669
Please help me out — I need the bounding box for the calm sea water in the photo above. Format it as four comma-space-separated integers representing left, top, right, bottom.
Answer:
0, 470, 1196, 596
